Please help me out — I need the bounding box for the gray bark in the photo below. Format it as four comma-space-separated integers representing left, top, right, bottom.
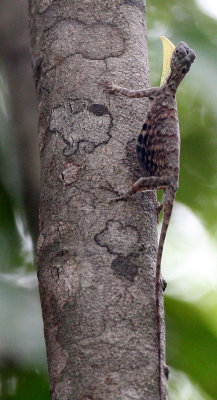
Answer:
28, 0, 167, 399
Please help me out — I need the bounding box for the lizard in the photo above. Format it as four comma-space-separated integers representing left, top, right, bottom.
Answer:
104, 38, 196, 399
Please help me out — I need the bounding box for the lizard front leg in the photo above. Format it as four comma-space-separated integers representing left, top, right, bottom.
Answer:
103, 81, 160, 99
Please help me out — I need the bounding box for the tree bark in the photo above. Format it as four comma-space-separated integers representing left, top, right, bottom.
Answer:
29, 0, 167, 399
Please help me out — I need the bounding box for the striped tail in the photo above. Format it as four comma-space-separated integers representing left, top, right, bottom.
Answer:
156, 188, 175, 400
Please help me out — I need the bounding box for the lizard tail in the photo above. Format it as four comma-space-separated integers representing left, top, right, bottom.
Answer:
156, 187, 175, 400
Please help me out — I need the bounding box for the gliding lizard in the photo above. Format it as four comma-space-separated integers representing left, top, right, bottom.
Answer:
104, 38, 195, 399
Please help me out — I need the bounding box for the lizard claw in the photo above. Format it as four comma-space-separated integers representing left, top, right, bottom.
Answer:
100, 80, 116, 94
109, 195, 127, 204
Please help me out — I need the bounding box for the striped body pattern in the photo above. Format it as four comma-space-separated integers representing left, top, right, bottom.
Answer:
137, 93, 179, 180
105, 41, 195, 400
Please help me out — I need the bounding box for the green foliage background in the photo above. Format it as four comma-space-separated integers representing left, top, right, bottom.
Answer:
0, 0, 216, 399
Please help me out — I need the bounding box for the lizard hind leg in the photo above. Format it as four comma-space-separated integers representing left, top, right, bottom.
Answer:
118, 175, 172, 201
107, 176, 171, 203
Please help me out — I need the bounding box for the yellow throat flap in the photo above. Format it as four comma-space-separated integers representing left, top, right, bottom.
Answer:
160, 36, 175, 86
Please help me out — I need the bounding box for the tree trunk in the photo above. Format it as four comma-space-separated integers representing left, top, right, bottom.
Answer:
29, 0, 167, 399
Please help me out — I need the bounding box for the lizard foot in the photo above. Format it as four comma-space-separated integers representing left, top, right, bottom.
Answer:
110, 194, 127, 203
156, 201, 163, 223
163, 364, 170, 380
100, 80, 116, 94
161, 278, 167, 291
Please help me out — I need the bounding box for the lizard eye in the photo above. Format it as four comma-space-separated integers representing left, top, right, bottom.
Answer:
186, 49, 189, 54
182, 67, 187, 73
175, 49, 179, 54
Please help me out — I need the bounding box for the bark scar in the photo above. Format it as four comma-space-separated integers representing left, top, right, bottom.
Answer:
49, 99, 112, 156
94, 220, 139, 257
111, 256, 138, 281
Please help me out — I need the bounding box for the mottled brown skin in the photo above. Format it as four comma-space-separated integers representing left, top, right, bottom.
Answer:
105, 41, 195, 400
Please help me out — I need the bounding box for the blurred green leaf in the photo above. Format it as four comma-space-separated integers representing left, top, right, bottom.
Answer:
166, 296, 217, 399
0, 364, 49, 400
0, 180, 23, 269
179, 93, 217, 233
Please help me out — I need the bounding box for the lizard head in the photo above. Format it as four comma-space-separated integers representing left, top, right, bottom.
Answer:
160, 37, 196, 88
170, 41, 196, 80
